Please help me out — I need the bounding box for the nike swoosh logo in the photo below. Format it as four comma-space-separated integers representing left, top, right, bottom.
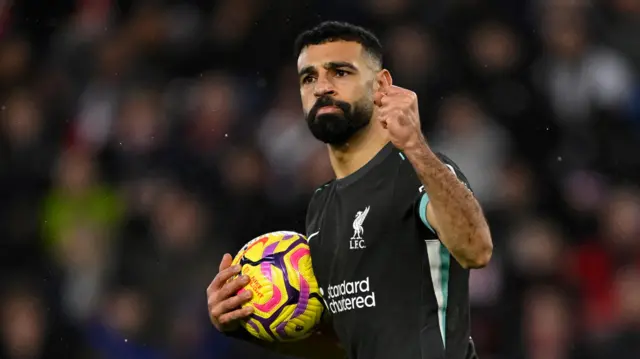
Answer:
307, 231, 320, 241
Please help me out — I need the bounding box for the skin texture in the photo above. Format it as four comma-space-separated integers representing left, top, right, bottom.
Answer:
206, 39, 492, 358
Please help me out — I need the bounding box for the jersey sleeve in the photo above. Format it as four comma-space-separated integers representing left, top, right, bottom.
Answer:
414, 153, 472, 234
305, 181, 332, 238
305, 194, 319, 238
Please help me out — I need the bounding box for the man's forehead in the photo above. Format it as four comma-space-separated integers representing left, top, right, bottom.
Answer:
297, 41, 366, 70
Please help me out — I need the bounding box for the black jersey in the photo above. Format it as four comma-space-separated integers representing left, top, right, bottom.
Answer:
305, 143, 478, 359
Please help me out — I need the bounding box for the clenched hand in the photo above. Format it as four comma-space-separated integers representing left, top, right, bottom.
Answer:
375, 85, 425, 152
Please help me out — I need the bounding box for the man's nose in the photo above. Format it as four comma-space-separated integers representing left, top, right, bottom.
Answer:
313, 77, 336, 98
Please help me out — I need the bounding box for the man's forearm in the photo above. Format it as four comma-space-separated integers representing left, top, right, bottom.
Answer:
404, 139, 492, 268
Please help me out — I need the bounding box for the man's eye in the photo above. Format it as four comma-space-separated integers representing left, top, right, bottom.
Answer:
335, 70, 348, 77
302, 76, 315, 84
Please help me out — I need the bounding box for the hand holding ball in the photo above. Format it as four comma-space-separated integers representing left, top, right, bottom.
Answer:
208, 231, 324, 342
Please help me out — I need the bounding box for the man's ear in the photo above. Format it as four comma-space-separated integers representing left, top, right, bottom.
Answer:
378, 69, 392, 90
374, 69, 392, 106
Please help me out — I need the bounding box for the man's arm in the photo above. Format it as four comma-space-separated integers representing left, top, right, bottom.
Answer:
404, 143, 493, 269
376, 84, 491, 269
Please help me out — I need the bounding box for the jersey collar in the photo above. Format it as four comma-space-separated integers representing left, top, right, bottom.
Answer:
335, 142, 395, 189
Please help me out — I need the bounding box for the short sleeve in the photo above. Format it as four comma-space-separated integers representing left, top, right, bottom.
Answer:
414, 153, 472, 234
305, 181, 332, 238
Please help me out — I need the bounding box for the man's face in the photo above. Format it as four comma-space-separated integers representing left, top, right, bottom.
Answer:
297, 41, 377, 145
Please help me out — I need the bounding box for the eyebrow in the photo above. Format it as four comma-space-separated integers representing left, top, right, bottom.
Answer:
298, 61, 359, 77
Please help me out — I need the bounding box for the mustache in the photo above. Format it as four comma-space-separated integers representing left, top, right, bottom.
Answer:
308, 96, 351, 119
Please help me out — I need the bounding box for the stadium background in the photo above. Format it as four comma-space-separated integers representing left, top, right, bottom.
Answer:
1, 0, 640, 358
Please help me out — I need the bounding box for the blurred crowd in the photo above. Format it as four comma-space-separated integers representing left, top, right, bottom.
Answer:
1, 0, 640, 358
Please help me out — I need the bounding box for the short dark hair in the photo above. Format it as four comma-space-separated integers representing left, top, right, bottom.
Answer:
293, 21, 383, 68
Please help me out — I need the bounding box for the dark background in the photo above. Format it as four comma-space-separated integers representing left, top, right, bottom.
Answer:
1, 0, 640, 358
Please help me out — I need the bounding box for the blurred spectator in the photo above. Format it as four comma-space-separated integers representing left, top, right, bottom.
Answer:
384, 24, 437, 91
383, 24, 448, 126
569, 186, 640, 337
0, 36, 30, 94
520, 285, 587, 359
534, 2, 636, 173
40, 149, 123, 322
41, 149, 123, 250
508, 218, 567, 284
467, 19, 525, 118
257, 66, 322, 182
72, 33, 135, 151
431, 93, 511, 209
604, 0, 640, 74
0, 282, 47, 359
537, 2, 635, 123
102, 87, 170, 183
185, 72, 239, 155
86, 284, 164, 359
0, 277, 86, 359
0, 90, 55, 273
595, 266, 640, 359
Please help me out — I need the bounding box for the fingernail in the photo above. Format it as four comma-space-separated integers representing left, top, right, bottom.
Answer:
242, 291, 252, 298
241, 275, 250, 283
233, 265, 241, 272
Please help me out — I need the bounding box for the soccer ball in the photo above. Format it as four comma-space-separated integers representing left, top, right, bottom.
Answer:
232, 231, 324, 342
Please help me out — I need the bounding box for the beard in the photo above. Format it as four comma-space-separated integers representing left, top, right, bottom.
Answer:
305, 95, 374, 145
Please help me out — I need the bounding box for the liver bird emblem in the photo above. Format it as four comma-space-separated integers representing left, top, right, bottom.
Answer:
351, 206, 370, 240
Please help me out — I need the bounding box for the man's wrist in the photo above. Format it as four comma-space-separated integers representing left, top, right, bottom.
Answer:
403, 136, 435, 162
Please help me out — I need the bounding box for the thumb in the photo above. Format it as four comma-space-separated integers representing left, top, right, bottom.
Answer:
219, 253, 233, 272
374, 92, 384, 107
